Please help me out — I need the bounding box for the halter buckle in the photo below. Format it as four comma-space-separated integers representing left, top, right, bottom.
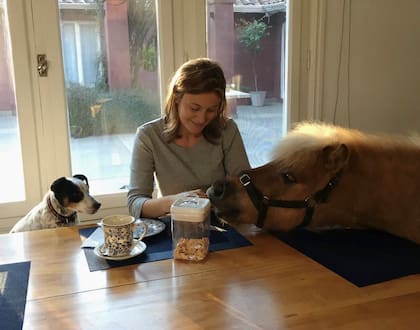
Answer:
239, 173, 251, 187
304, 196, 317, 208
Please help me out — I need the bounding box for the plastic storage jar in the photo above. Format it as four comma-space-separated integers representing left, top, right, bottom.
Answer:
171, 195, 211, 261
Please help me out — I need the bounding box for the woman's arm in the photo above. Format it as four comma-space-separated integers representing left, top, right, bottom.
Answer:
127, 126, 156, 218
223, 119, 251, 175
140, 195, 175, 218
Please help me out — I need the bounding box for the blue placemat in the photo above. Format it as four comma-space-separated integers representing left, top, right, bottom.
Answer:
80, 217, 252, 272
271, 228, 420, 287
0, 261, 31, 330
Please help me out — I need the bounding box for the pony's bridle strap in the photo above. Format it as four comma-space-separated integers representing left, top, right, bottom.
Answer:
47, 196, 77, 226
239, 171, 342, 228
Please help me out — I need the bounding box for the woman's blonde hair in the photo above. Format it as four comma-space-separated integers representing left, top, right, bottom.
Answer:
163, 58, 228, 144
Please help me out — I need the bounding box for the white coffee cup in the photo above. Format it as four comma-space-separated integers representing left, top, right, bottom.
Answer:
98, 215, 147, 257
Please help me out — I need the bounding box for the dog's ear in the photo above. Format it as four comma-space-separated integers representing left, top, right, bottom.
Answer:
73, 174, 89, 187
50, 177, 74, 205
50, 177, 68, 193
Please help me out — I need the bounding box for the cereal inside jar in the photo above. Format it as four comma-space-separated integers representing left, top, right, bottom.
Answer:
171, 195, 211, 261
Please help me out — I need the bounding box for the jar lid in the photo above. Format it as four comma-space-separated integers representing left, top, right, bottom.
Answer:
171, 197, 211, 222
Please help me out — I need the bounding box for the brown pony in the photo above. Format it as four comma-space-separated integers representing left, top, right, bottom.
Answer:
208, 122, 420, 244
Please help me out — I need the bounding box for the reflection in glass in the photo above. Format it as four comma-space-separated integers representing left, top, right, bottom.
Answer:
58, 0, 161, 195
207, 0, 287, 167
0, 2, 25, 203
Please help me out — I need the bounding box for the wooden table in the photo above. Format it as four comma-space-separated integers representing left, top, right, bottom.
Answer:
1, 225, 420, 329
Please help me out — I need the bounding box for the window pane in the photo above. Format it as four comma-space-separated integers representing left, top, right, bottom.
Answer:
80, 23, 99, 86
58, 0, 161, 195
0, 2, 25, 203
61, 23, 79, 84
207, 0, 287, 167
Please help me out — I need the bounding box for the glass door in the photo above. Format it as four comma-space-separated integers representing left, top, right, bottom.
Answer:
58, 0, 161, 196
206, 0, 288, 167
0, 0, 43, 227
0, 1, 24, 203
0, 0, 170, 229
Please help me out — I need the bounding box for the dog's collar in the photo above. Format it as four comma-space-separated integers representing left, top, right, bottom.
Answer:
47, 196, 77, 226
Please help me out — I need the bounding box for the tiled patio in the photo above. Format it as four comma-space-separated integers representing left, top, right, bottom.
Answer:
234, 102, 284, 167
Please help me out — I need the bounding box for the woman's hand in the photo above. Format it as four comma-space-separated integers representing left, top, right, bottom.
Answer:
169, 189, 208, 206
142, 189, 208, 219
180, 189, 208, 199
171, 189, 208, 203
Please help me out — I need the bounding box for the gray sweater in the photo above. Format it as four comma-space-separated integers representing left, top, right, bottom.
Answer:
127, 117, 250, 218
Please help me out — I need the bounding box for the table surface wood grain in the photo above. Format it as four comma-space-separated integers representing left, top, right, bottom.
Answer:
1, 225, 419, 330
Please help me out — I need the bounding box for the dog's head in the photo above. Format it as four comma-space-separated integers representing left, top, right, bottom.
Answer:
50, 174, 101, 214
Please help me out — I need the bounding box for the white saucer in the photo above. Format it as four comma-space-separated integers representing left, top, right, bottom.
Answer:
134, 218, 166, 238
93, 240, 147, 261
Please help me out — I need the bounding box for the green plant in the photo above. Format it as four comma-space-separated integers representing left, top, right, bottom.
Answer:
127, 0, 158, 87
99, 89, 159, 135
237, 18, 270, 91
142, 44, 157, 72
67, 84, 160, 138
67, 84, 101, 137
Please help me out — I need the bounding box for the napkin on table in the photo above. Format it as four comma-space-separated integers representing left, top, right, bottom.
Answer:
80, 227, 103, 248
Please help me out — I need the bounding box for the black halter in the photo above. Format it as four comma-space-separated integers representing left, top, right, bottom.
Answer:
239, 170, 342, 228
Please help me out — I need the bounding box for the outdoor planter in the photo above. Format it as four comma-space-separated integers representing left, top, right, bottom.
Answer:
250, 91, 266, 107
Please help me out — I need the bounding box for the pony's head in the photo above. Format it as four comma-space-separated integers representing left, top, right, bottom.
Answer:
208, 122, 351, 230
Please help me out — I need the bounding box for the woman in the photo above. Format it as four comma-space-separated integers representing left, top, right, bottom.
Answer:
127, 58, 250, 219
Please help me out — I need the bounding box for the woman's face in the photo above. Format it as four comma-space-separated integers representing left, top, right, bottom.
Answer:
177, 92, 221, 137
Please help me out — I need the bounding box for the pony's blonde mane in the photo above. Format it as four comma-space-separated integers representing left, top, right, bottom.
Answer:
271, 122, 418, 168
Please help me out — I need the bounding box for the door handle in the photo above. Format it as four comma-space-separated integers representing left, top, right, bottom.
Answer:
37, 54, 48, 77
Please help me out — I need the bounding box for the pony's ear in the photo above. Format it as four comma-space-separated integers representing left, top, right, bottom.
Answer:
322, 144, 349, 172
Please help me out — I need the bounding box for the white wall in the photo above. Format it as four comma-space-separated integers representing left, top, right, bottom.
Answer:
301, 0, 420, 135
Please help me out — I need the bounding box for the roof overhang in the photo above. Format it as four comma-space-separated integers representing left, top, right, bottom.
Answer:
58, 0, 97, 10
234, 0, 287, 14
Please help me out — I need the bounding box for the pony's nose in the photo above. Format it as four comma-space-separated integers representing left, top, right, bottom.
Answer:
208, 180, 226, 200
